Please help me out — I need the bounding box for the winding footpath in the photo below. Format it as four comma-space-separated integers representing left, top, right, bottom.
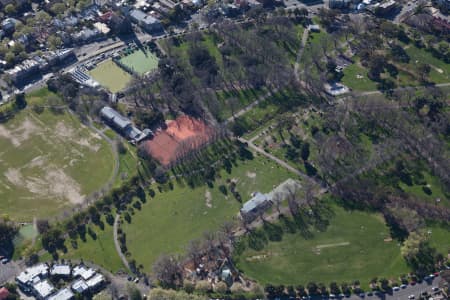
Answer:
113, 214, 131, 272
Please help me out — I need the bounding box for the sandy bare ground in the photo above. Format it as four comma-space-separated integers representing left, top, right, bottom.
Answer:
205, 190, 212, 208
0, 118, 41, 147
246, 171, 256, 178
55, 121, 101, 152
4, 166, 84, 204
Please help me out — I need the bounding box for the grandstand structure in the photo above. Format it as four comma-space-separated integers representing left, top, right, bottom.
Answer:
69, 66, 99, 88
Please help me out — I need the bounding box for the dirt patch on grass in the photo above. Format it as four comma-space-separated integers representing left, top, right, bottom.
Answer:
0, 118, 41, 147
246, 171, 256, 178
55, 121, 101, 152
5, 168, 23, 186
205, 190, 212, 208
4, 166, 84, 204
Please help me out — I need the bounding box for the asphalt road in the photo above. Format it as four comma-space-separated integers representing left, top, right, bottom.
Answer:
0, 261, 21, 285
313, 277, 442, 300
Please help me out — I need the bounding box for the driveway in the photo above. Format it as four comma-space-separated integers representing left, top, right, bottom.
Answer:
0, 260, 21, 285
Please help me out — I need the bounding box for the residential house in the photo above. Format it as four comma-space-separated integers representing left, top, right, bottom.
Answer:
16, 264, 49, 290
240, 192, 272, 221
72, 265, 96, 281
86, 274, 105, 292
129, 9, 163, 33
71, 279, 89, 294
48, 288, 74, 300
50, 264, 71, 278
73, 28, 103, 43
5, 59, 40, 84
32, 280, 55, 300
1, 18, 18, 33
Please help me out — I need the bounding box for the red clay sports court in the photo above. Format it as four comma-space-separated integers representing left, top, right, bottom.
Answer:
143, 115, 214, 166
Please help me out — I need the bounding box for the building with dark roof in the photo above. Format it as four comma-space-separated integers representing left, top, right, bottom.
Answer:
100, 106, 150, 142
129, 9, 163, 33
240, 192, 272, 221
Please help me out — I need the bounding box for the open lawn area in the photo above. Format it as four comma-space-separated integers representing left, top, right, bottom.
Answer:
119, 49, 159, 75
427, 223, 450, 257
404, 45, 450, 83
89, 59, 132, 93
398, 171, 450, 207
59, 216, 124, 273
123, 154, 295, 271
235, 205, 410, 287
341, 63, 378, 92
0, 90, 115, 221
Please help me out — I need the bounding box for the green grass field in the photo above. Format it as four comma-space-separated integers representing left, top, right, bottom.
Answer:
123, 155, 295, 272
342, 63, 378, 92
427, 223, 450, 257
60, 216, 124, 273
89, 60, 132, 93
119, 49, 159, 75
398, 171, 450, 207
236, 205, 410, 286
0, 90, 115, 221
404, 45, 450, 83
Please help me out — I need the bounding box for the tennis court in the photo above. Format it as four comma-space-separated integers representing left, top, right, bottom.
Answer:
119, 48, 159, 75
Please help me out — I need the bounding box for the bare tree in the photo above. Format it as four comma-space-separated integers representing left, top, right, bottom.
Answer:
152, 254, 183, 288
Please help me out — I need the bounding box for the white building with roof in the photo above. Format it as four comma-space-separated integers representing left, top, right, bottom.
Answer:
100, 106, 150, 142
16, 264, 49, 288
48, 288, 74, 300
71, 279, 89, 294
240, 192, 272, 221
129, 9, 162, 33
86, 274, 105, 291
33, 280, 55, 300
72, 265, 96, 281
50, 264, 71, 277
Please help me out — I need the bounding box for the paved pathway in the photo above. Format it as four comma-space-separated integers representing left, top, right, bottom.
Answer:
224, 88, 279, 125
294, 27, 310, 85
113, 214, 131, 272
86, 118, 120, 194
237, 137, 317, 186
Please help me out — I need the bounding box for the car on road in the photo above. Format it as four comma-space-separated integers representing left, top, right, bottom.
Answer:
393, 286, 400, 291
432, 287, 439, 292
408, 295, 415, 299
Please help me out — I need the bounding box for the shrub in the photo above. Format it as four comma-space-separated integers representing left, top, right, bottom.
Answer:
195, 280, 212, 293
183, 280, 195, 294
230, 282, 244, 294
422, 186, 432, 195
214, 281, 228, 294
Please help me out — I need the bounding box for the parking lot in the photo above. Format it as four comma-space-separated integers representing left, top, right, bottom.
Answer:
0, 260, 21, 285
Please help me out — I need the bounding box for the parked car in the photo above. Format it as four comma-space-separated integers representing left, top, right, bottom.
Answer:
1, 258, 9, 264
432, 287, 439, 292
393, 286, 400, 291
408, 295, 415, 299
